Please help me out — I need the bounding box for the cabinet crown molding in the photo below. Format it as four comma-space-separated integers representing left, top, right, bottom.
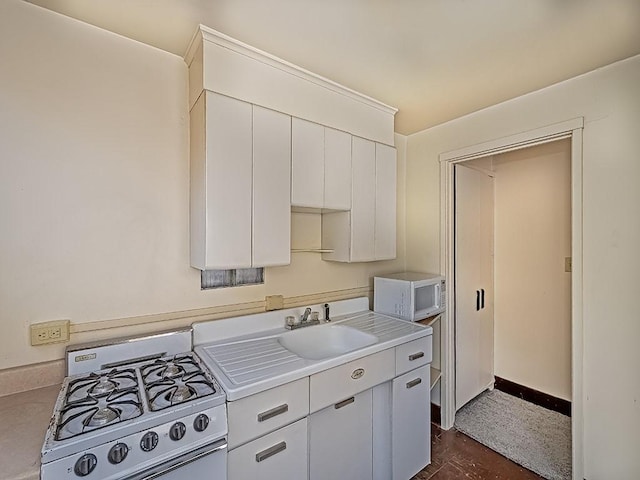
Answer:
184, 24, 398, 117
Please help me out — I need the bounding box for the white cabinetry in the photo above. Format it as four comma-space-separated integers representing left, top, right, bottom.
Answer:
186, 26, 397, 267
375, 143, 397, 259
227, 377, 309, 449
291, 118, 324, 208
252, 105, 291, 267
219, 334, 431, 480
190, 91, 252, 270
189, 91, 291, 270
324, 127, 352, 210
309, 390, 373, 480
392, 365, 431, 480
322, 137, 397, 262
350, 136, 377, 261
228, 418, 308, 480
291, 118, 351, 210
227, 379, 309, 480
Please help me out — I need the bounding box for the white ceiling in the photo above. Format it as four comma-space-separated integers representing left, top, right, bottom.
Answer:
25, 0, 640, 135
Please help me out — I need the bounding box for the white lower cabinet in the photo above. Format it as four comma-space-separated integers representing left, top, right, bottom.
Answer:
392, 365, 431, 480
309, 389, 373, 480
228, 418, 308, 480
225, 339, 432, 480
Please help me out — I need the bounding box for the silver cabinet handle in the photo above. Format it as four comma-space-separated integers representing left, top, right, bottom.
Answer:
257, 404, 289, 422
255, 441, 286, 462
406, 378, 422, 389
334, 397, 355, 409
409, 352, 424, 361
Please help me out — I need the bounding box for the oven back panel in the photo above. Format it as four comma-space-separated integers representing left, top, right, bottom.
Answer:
66, 328, 192, 375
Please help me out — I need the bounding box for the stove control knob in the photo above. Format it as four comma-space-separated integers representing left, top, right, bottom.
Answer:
169, 422, 186, 441
74, 453, 97, 477
140, 431, 159, 452
108, 443, 129, 464
193, 413, 209, 432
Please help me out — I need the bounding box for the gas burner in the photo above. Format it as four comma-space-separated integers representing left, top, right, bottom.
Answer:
55, 387, 142, 440
140, 354, 203, 384
145, 371, 216, 411
66, 368, 137, 402
89, 407, 119, 427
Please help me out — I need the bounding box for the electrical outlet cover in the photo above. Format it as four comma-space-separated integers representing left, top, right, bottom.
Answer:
30, 320, 70, 346
265, 295, 284, 311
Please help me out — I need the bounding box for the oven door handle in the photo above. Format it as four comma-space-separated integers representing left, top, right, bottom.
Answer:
121, 438, 227, 480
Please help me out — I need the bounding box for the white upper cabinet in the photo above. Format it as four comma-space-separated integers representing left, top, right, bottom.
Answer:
374, 143, 397, 260
190, 91, 253, 270
291, 118, 324, 208
324, 127, 352, 210
322, 137, 397, 263
252, 106, 291, 267
291, 119, 352, 211
190, 91, 291, 270
186, 26, 397, 267
351, 137, 377, 262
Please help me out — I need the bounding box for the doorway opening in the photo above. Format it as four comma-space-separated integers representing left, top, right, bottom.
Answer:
453, 139, 572, 478
438, 118, 584, 480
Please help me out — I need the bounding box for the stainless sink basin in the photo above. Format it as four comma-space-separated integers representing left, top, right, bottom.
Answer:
278, 324, 378, 360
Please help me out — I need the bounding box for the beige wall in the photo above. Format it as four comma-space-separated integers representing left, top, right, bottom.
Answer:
493, 140, 572, 401
0, 1, 406, 371
406, 55, 640, 478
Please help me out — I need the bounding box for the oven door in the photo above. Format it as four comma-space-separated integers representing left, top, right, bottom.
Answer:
122, 439, 227, 480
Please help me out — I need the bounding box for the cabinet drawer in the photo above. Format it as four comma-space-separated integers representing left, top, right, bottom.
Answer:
228, 377, 309, 449
395, 336, 432, 376
228, 417, 308, 480
310, 348, 395, 413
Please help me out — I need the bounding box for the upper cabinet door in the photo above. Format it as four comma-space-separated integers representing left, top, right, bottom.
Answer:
351, 137, 376, 262
324, 127, 352, 210
291, 118, 324, 208
191, 91, 252, 270
375, 144, 397, 260
252, 106, 291, 267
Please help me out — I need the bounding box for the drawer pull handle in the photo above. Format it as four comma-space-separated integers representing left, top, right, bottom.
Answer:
257, 404, 289, 422
334, 397, 355, 409
409, 352, 425, 361
255, 441, 287, 462
351, 368, 365, 380
406, 378, 422, 389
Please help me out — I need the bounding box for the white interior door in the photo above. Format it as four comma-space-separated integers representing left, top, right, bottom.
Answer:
455, 164, 494, 410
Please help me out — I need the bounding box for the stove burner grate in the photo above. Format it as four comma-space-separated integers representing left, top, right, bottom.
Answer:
55, 387, 143, 440
66, 368, 137, 401
140, 354, 203, 383
145, 371, 216, 411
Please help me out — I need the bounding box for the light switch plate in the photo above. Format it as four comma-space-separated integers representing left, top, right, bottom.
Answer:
564, 257, 572, 273
265, 295, 284, 311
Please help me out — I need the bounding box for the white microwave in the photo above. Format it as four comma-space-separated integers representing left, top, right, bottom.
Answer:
374, 272, 446, 321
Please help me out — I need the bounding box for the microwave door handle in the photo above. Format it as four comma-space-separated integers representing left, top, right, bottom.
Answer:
435, 283, 441, 308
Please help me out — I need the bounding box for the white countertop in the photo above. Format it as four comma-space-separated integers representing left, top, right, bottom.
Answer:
195, 310, 431, 400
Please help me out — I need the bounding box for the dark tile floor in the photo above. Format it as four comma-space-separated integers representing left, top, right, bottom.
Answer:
412, 423, 544, 480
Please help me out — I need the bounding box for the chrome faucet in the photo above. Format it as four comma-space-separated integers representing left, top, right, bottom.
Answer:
300, 307, 312, 323
285, 307, 321, 330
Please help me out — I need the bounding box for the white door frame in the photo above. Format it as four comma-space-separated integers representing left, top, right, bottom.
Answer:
438, 117, 584, 480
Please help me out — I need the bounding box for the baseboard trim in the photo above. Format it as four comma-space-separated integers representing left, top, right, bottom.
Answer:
431, 402, 441, 425
494, 376, 571, 417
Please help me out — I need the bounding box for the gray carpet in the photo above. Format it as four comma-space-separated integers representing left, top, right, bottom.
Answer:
454, 389, 571, 480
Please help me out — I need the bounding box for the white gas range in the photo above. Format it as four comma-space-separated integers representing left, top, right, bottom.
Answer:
40, 328, 227, 480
